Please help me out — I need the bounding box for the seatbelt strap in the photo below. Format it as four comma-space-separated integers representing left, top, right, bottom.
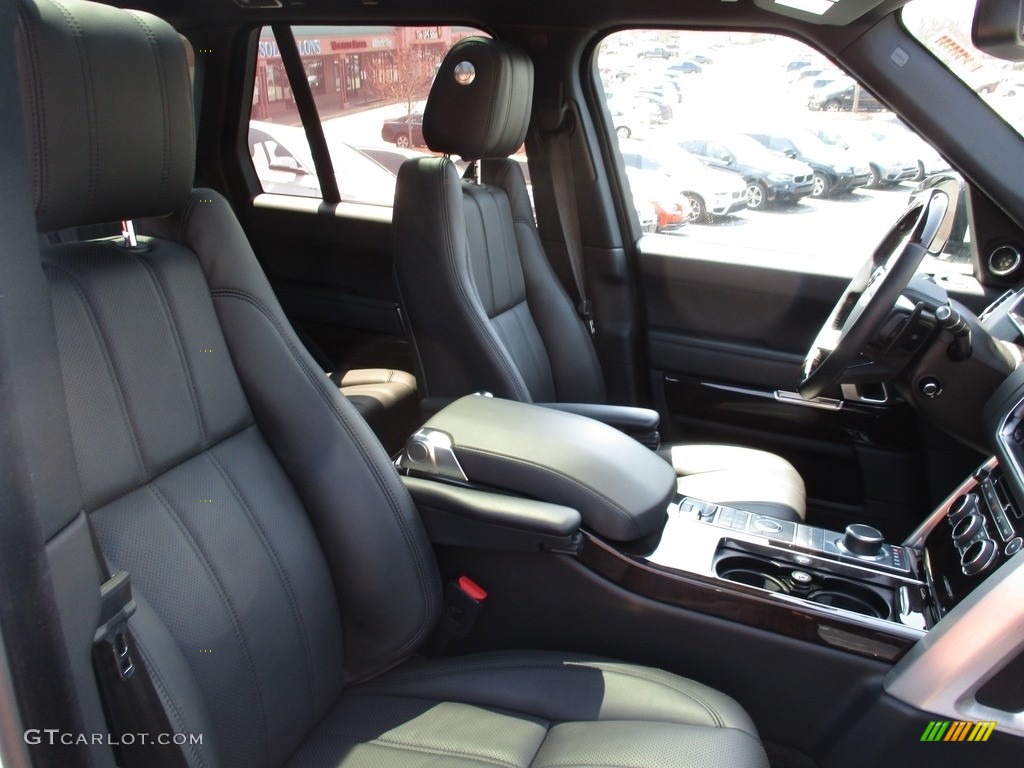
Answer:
547, 110, 596, 335
87, 520, 190, 768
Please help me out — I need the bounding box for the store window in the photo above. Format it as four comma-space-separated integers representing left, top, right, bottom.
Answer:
248, 25, 485, 207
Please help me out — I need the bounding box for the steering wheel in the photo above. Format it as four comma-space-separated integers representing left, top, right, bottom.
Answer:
798, 188, 950, 400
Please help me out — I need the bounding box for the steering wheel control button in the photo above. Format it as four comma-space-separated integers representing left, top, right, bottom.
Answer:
839, 524, 885, 558
1006, 537, 1023, 557
961, 538, 999, 577
918, 377, 943, 398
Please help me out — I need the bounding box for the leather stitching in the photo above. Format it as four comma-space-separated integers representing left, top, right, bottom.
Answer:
206, 448, 320, 727
208, 286, 438, 671
131, 628, 210, 768
440, 167, 530, 401
146, 480, 271, 759
43, 261, 150, 482
16, 7, 46, 216
125, 11, 172, 214
361, 659, 732, 730
135, 253, 208, 448
48, 0, 99, 223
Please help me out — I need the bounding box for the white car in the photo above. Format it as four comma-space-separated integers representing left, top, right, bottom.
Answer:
619, 139, 749, 221
249, 120, 398, 205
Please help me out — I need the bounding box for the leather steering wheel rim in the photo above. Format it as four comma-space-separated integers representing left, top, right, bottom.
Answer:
797, 189, 950, 400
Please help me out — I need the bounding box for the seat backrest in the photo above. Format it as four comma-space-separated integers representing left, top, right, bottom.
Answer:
16, 2, 440, 766
393, 36, 606, 405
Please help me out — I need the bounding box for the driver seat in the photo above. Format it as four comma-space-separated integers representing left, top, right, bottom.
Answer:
393, 36, 806, 521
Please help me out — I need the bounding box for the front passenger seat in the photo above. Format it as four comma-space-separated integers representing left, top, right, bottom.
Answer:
13, 1, 769, 767
393, 36, 806, 521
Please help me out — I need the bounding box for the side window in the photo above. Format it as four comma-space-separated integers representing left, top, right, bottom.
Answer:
597, 31, 968, 272
247, 25, 489, 207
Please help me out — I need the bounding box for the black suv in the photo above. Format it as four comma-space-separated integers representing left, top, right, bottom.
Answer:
681, 133, 815, 208
744, 128, 873, 198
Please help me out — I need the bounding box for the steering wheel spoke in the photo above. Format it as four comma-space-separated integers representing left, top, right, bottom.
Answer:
797, 189, 951, 400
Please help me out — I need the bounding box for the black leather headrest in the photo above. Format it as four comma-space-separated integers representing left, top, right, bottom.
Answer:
423, 36, 533, 160
15, 0, 195, 232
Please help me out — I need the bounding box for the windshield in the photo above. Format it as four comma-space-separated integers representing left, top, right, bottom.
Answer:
903, 0, 1024, 137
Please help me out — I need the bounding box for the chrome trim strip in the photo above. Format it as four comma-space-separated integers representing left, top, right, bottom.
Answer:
775, 389, 843, 411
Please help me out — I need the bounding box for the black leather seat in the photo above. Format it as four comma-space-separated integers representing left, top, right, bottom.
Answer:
42, 224, 417, 453
393, 36, 807, 522
13, 1, 768, 767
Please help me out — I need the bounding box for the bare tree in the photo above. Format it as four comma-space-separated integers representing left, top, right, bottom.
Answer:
370, 28, 435, 147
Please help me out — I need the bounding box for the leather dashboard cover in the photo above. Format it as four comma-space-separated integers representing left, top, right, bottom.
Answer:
420, 396, 675, 541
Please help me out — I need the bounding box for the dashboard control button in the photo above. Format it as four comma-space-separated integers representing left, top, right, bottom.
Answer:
1006, 537, 1023, 557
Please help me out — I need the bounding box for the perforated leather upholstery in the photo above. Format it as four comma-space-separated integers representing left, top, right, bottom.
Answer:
15, 2, 770, 767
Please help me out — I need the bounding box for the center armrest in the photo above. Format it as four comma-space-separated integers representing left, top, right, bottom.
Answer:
399, 395, 676, 542
534, 402, 661, 450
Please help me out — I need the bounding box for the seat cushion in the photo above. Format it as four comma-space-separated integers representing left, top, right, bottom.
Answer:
667, 444, 807, 522
335, 367, 419, 454
335, 368, 417, 420
287, 651, 768, 768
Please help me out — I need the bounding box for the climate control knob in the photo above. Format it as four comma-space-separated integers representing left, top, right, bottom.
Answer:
947, 493, 977, 525
952, 513, 985, 547
841, 524, 885, 558
961, 538, 998, 577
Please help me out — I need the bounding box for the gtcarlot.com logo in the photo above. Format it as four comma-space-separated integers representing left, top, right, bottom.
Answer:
920, 720, 997, 743
24, 730, 202, 747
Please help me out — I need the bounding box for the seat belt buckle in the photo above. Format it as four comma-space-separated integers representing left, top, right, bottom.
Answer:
93, 570, 137, 681
439, 575, 488, 640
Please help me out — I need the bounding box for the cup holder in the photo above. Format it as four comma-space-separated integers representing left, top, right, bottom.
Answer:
715, 553, 891, 620
805, 579, 890, 619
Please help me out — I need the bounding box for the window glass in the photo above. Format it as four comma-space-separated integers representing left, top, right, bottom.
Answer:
248, 25, 486, 206
903, 0, 1021, 134
597, 31, 967, 273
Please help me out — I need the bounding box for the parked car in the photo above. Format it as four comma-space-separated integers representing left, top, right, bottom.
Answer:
380, 112, 425, 147
680, 133, 816, 209
638, 47, 671, 59
619, 139, 748, 221
807, 76, 886, 112
249, 121, 397, 204
354, 145, 432, 176
872, 117, 952, 181
606, 97, 660, 138
625, 167, 688, 231
667, 59, 703, 75
743, 127, 873, 197
809, 121, 919, 187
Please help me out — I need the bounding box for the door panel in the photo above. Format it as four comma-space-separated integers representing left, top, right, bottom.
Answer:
638, 245, 930, 537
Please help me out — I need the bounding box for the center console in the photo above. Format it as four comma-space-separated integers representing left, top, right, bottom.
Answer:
398, 389, 1024, 736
